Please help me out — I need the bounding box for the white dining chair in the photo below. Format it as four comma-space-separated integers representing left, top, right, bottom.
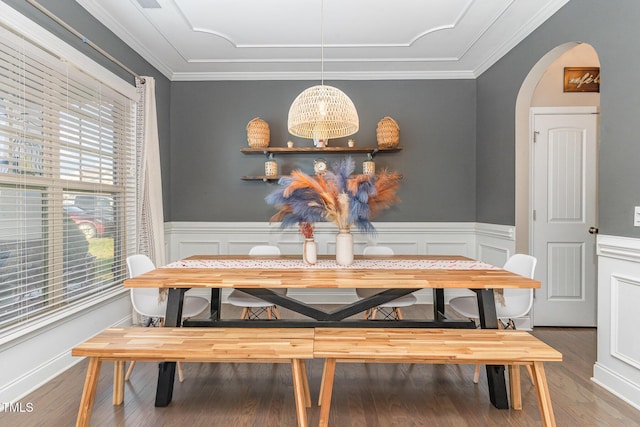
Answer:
125, 254, 209, 382
227, 245, 286, 319
357, 246, 417, 320
448, 253, 537, 383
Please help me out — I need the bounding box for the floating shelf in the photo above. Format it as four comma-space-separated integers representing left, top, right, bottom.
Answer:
240, 146, 402, 155
240, 146, 402, 181
241, 175, 282, 181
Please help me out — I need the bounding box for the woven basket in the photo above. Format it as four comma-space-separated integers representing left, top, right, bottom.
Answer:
376, 116, 399, 148
247, 117, 270, 148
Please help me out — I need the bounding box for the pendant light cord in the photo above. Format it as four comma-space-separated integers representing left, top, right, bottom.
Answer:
320, 0, 324, 86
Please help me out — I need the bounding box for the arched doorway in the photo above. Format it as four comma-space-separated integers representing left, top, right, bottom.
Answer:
515, 42, 600, 326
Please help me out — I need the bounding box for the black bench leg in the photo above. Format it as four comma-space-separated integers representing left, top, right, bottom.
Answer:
155, 362, 176, 407
476, 289, 509, 409
155, 288, 185, 407
486, 365, 509, 409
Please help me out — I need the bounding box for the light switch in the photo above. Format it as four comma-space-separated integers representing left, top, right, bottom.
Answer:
635, 206, 640, 227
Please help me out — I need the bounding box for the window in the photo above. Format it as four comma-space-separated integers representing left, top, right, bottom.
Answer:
0, 22, 136, 331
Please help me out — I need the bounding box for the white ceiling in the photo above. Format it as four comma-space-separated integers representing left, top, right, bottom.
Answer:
75, 0, 569, 81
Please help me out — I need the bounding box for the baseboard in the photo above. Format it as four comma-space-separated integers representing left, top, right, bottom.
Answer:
593, 362, 640, 411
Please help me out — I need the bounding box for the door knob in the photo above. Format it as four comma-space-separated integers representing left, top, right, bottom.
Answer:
588, 226, 599, 234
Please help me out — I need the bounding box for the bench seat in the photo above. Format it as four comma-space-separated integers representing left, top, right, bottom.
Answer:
72, 327, 314, 427
314, 328, 562, 427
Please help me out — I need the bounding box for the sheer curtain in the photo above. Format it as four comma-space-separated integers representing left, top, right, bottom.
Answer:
135, 77, 165, 269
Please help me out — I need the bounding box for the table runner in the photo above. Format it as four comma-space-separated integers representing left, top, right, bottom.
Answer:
165, 259, 500, 270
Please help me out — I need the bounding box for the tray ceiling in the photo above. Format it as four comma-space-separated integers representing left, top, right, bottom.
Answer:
75, 0, 569, 81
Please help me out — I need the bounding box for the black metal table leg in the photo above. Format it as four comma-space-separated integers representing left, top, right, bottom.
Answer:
210, 288, 221, 319
476, 289, 509, 409
433, 288, 445, 320
155, 288, 185, 407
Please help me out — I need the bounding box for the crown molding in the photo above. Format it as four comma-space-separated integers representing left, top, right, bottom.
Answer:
473, 0, 570, 76
171, 69, 477, 81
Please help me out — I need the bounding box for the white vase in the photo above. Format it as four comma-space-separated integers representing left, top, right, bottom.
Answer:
335, 228, 354, 266
303, 239, 317, 265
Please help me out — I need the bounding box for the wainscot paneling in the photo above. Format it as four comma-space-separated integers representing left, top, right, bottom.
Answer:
594, 235, 640, 410
165, 222, 515, 305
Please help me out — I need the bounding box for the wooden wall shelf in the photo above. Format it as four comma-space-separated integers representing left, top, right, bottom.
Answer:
241, 146, 402, 155
241, 174, 404, 182
241, 175, 282, 181
240, 146, 402, 181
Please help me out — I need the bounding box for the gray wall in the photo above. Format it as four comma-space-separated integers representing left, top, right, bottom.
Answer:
3, 0, 174, 216
13, 0, 637, 238
476, 0, 640, 237
170, 80, 476, 222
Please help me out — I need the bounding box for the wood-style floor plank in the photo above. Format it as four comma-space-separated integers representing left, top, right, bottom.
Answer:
2, 305, 639, 426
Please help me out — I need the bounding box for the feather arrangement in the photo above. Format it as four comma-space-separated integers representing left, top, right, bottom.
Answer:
265, 156, 400, 234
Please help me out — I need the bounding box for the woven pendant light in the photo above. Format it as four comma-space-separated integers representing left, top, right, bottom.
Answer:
288, 0, 359, 140
288, 85, 359, 139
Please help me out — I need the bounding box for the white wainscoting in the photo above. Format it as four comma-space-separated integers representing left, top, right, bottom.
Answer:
593, 235, 640, 410
165, 222, 516, 305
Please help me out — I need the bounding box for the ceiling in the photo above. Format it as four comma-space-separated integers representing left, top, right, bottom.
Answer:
75, 0, 569, 81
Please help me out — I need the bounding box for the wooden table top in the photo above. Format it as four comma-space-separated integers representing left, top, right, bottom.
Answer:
124, 255, 540, 290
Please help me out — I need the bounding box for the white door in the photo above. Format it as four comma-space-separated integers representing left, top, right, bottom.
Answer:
532, 110, 598, 326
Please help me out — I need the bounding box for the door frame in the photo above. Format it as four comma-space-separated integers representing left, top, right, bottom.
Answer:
514, 43, 581, 255
528, 106, 599, 327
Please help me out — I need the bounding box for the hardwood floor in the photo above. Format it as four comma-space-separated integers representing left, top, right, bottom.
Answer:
2, 305, 639, 426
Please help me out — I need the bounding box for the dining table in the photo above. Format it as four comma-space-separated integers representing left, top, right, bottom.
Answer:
123, 254, 540, 411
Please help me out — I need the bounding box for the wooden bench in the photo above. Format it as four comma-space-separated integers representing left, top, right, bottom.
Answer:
314, 328, 562, 427
71, 327, 315, 427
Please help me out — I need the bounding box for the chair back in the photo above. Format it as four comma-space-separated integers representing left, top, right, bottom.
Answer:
249, 245, 285, 295
126, 254, 166, 318
249, 245, 281, 256
503, 254, 537, 278
358, 246, 395, 298
363, 246, 394, 256
127, 254, 156, 277
499, 254, 537, 319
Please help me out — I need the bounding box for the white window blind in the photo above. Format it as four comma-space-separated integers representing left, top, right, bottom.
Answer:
0, 23, 137, 331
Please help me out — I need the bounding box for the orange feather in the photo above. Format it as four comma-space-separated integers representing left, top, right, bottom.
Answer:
369, 170, 401, 216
